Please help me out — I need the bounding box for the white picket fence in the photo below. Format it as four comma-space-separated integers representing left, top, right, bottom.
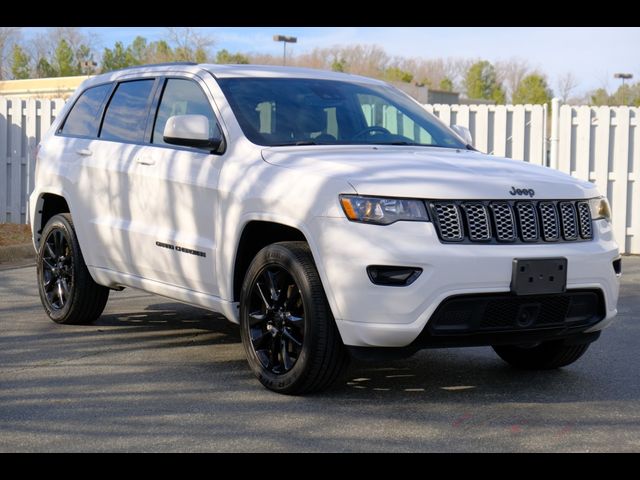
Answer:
552, 101, 639, 255
424, 103, 548, 165
0, 97, 65, 224
0, 96, 638, 253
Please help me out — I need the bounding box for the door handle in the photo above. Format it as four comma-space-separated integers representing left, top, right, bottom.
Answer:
76, 148, 93, 156
136, 157, 155, 166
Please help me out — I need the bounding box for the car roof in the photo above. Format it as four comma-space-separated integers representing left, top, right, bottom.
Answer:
80, 62, 386, 89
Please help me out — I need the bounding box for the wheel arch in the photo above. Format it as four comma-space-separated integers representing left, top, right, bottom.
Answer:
232, 220, 308, 303
32, 191, 71, 249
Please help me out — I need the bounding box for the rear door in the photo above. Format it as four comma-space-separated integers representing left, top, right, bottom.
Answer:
85, 78, 157, 274
54, 82, 113, 269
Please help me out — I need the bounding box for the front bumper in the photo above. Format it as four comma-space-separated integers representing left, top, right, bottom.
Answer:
309, 216, 620, 347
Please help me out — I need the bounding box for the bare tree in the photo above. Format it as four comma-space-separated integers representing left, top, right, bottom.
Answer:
27, 27, 97, 77
165, 27, 215, 62
495, 57, 536, 100
48, 27, 95, 54
0, 27, 21, 79
556, 72, 579, 103
495, 58, 530, 103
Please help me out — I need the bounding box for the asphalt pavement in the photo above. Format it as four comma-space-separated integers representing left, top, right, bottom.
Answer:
1, 257, 639, 452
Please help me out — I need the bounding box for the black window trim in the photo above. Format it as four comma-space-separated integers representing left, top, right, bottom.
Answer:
55, 73, 227, 156
148, 75, 226, 155
97, 77, 161, 143
56, 81, 116, 140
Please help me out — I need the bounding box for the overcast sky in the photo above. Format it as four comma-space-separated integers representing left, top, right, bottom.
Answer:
20, 27, 640, 95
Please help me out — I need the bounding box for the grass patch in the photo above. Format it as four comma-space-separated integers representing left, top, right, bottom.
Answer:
0, 223, 32, 247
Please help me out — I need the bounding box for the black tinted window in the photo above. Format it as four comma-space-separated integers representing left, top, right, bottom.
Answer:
60, 84, 111, 137
152, 78, 219, 146
100, 80, 155, 143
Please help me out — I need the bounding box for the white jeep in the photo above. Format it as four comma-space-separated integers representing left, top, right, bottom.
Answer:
30, 63, 621, 394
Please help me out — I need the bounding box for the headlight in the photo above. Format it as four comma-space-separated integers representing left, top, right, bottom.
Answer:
589, 197, 611, 222
339, 195, 429, 225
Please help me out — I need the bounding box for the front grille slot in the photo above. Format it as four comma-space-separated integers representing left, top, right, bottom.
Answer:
539, 202, 560, 241
576, 201, 593, 239
430, 199, 594, 244
559, 202, 578, 240
489, 203, 516, 241
462, 203, 491, 241
432, 203, 463, 241
515, 202, 539, 242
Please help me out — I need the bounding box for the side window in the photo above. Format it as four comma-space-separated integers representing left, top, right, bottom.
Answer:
100, 79, 155, 143
152, 78, 220, 146
60, 84, 111, 137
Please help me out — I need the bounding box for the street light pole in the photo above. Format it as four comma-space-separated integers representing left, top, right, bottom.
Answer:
614, 73, 633, 105
273, 35, 297, 66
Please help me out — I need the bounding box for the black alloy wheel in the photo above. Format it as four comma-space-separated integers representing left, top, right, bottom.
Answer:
37, 213, 110, 325
240, 242, 349, 394
247, 265, 305, 374
41, 228, 74, 311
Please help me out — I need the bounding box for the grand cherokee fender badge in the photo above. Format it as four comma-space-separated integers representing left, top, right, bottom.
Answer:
509, 186, 535, 197
156, 241, 206, 258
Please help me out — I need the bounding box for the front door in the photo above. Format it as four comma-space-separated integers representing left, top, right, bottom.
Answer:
127, 77, 223, 296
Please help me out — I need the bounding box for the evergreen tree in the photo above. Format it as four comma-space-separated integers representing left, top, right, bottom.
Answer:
11, 44, 30, 79
512, 74, 553, 104
215, 49, 250, 64
54, 39, 76, 76
464, 60, 505, 103
439, 77, 453, 91
35, 57, 56, 78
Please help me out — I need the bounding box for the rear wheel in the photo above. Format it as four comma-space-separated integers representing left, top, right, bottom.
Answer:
493, 341, 590, 370
37, 213, 109, 325
239, 241, 349, 394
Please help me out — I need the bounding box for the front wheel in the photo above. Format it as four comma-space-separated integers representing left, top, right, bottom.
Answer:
239, 242, 349, 394
37, 213, 110, 324
493, 341, 590, 370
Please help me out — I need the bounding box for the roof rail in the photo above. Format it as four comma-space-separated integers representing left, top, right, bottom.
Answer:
107, 62, 199, 73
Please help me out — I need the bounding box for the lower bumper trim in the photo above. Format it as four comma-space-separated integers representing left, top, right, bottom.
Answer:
410, 288, 605, 348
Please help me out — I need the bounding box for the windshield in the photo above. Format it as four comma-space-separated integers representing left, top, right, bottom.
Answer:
217, 77, 466, 149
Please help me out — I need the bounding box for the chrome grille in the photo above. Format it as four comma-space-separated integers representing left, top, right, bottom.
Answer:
489, 203, 516, 241
430, 200, 593, 244
462, 203, 491, 241
515, 202, 539, 241
559, 202, 578, 240
577, 202, 593, 239
432, 203, 463, 241
539, 202, 560, 241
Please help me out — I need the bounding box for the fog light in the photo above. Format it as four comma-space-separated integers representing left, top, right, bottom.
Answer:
366, 266, 422, 286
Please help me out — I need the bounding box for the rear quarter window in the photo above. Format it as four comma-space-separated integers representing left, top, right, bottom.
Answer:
59, 83, 111, 137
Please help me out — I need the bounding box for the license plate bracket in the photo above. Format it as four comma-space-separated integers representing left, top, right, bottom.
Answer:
511, 258, 567, 296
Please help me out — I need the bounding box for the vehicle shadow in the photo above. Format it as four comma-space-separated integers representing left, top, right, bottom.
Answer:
2, 291, 639, 452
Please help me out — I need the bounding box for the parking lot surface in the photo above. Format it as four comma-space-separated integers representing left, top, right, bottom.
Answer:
1, 258, 638, 452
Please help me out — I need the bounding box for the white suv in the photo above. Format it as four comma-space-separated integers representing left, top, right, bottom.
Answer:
30, 63, 621, 394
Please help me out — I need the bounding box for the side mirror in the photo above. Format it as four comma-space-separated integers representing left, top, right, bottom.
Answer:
163, 114, 222, 151
451, 125, 473, 146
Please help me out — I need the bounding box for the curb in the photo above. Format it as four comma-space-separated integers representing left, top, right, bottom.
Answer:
0, 243, 36, 265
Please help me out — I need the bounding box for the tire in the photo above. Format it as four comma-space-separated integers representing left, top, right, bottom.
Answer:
239, 241, 349, 394
37, 213, 110, 325
493, 341, 590, 370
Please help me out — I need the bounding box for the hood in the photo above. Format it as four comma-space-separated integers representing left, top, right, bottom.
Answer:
262, 145, 598, 200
